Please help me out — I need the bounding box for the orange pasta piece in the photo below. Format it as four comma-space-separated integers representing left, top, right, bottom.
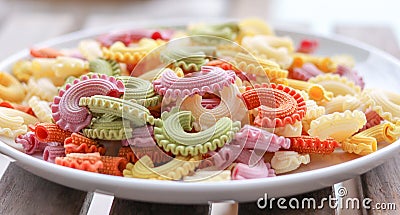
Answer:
35, 123, 72, 143
99, 156, 129, 176
64, 133, 106, 155
55, 152, 103, 173
118, 147, 138, 163
288, 136, 340, 154
30, 47, 63, 58
0, 101, 35, 116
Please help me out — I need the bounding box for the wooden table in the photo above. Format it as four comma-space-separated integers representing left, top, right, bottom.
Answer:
1, 0, 400, 214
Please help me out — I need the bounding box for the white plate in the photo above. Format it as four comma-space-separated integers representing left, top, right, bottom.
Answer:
1, 20, 400, 204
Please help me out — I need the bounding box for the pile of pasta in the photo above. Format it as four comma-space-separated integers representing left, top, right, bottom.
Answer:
1, 18, 400, 181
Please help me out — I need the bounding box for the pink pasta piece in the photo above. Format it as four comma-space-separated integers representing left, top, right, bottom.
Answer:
234, 125, 291, 152
335, 65, 365, 89
153, 66, 236, 98
43, 145, 66, 163
124, 125, 156, 147
97, 29, 173, 47
232, 160, 275, 180
51, 74, 124, 132
15, 132, 47, 155
291, 63, 324, 81
207, 144, 243, 170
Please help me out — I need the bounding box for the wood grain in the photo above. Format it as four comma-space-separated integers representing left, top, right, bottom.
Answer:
0, 163, 87, 215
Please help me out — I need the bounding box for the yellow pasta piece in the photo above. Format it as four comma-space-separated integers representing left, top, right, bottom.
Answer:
102, 39, 165, 64
292, 53, 337, 73
271, 151, 310, 174
183, 170, 231, 182
0, 107, 39, 125
308, 110, 366, 142
342, 135, 377, 156
263, 121, 303, 137
241, 35, 293, 69
0, 112, 27, 138
0, 72, 26, 103
302, 100, 326, 134
78, 39, 103, 61
12, 60, 33, 82
308, 74, 361, 96
28, 96, 53, 123
361, 89, 400, 125
31, 58, 65, 86
237, 18, 274, 42
287, 79, 333, 102
360, 122, 400, 143
52, 56, 89, 80
123, 155, 200, 180
320, 95, 363, 114
24, 78, 58, 102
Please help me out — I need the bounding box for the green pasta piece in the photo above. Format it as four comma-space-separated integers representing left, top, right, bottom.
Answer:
117, 76, 161, 107
83, 127, 133, 140
89, 58, 121, 76
153, 108, 241, 156
79, 95, 154, 128
188, 22, 240, 44
160, 46, 216, 72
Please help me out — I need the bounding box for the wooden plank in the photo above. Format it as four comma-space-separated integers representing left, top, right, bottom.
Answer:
110, 199, 209, 215
335, 26, 400, 215
0, 163, 87, 215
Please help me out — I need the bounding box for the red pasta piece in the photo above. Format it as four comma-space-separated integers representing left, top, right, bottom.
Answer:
0, 101, 35, 116
98, 156, 129, 176
117, 146, 138, 163
288, 136, 340, 154
358, 109, 383, 132
35, 123, 72, 143
43, 145, 65, 163
242, 83, 307, 127
64, 133, 106, 155
296, 39, 319, 54
30, 47, 63, 58
55, 152, 103, 173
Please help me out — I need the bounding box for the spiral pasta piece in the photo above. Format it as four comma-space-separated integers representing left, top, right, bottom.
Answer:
361, 89, 400, 124
102, 39, 165, 64
0, 112, 27, 138
288, 136, 339, 154
153, 66, 236, 99
291, 53, 337, 73
271, 151, 310, 174
79, 95, 154, 128
117, 76, 160, 107
123, 155, 199, 180
308, 74, 361, 96
89, 58, 121, 76
242, 83, 306, 128
241, 35, 293, 69
308, 110, 367, 142
179, 84, 247, 130
287, 79, 333, 102
154, 109, 241, 156
28, 96, 52, 123
52, 74, 125, 132
15, 131, 47, 155
55, 152, 103, 172
0, 72, 26, 102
